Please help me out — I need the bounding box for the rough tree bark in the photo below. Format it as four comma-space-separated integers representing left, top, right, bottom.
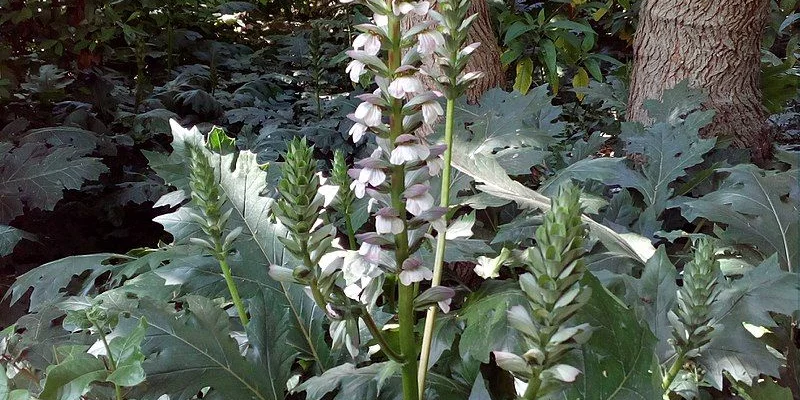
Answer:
405, 0, 504, 103
627, 0, 773, 162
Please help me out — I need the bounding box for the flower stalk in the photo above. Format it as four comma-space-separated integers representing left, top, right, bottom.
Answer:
186, 143, 248, 326
493, 184, 592, 399
662, 238, 720, 396
416, 0, 483, 394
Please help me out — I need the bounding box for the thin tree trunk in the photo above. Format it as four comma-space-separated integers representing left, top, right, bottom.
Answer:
405, 0, 504, 103
627, 0, 773, 163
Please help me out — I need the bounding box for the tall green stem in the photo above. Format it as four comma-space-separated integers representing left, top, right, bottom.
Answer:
344, 212, 357, 249
96, 326, 123, 400
361, 307, 405, 363
662, 350, 686, 396
522, 371, 542, 400
416, 98, 455, 398
218, 257, 249, 326
387, 14, 419, 400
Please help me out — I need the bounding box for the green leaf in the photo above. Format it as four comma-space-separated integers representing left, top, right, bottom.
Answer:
546, 20, 596, 34
742, 378, 793, 399
459, 281, 529, 363
679, 164, 799, 271
540, 39, 558, 93
246, 288, 301, 399
6, 305, 94, 371
7, 254, 122, 311
504, 21, 534, 44
467, 373, 491, 400
621, 247, 678, 358
0, 365, 8, 400
294, 362, 470, 400
513, 57, 534, 94
0, 143, 108, 223
128, 296, 280, 400
698, 255, 800, 388
450, 87, 564, 165
40, 350, 108, 400
295, 363, 390, 400
546, 273, 661, 399
106, 318, 147, 387
451, 149, 654, 264
0, 225, 23, 257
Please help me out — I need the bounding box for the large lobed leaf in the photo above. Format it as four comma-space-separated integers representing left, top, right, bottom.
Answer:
622, 247, 678, 359
540, 82, 716, 238
128, 295, 289, 400
451, 149, 655, 264
698, 255, 800, 388
6, 254, 123, 311
458, 281, 529, 363
450, 86, 564, 175
546, 274, 662, 399
679, 164, 800, 272
0, 142, 108, 223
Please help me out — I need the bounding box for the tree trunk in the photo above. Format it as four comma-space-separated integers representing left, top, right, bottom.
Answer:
405, 0, 504, 103
627, 0, 773, 162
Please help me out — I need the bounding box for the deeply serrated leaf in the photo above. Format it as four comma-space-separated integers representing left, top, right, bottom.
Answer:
545, 274, 661, 399
622, 246, 678, 358
449, 86, 564, 173
128, 296, 278, 400
7, 254, 121, 310
698, 255, 800, 388
451, 149, 654, 264
0, 143, 108, 223
458, 281, 529, 363
679, 164, 799, 271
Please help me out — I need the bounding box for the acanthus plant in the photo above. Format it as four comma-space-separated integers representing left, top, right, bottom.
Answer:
271, 0, 483, 396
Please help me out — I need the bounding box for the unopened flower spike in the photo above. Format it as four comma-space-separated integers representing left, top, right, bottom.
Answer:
662, 238, 721, 394
185, 132, 248, 327
492, 184, 592, 399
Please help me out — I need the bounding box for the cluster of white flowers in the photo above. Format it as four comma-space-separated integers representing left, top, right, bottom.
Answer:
336, 0, 458, 295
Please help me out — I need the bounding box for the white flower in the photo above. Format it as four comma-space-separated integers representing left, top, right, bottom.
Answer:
346, 59, 366, 83
354, 101, 382, 127
458, 71, 484, 85
348, 120, 368, 142
417, 29, 445, 55
339, 250, 377, 286
353, 32, 382, 55
473, 248, 511, 279
427, 156, 443, 176
398, 258, 432, 285
356, 149, 387, 186
404, 183, 434, 215
375, 207, 404, 234
350, 180, 366, 198
358, 167, 386, 187
317, 176, 339, 207
388, 76, 424, 99
460, 42, 481, 56
393, 0, 430, 16
358, 242, 382, 263
373, 13, 388, 28
421, 100, 444, 124
426, 144, 446, 176
390, 134, 430, 165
